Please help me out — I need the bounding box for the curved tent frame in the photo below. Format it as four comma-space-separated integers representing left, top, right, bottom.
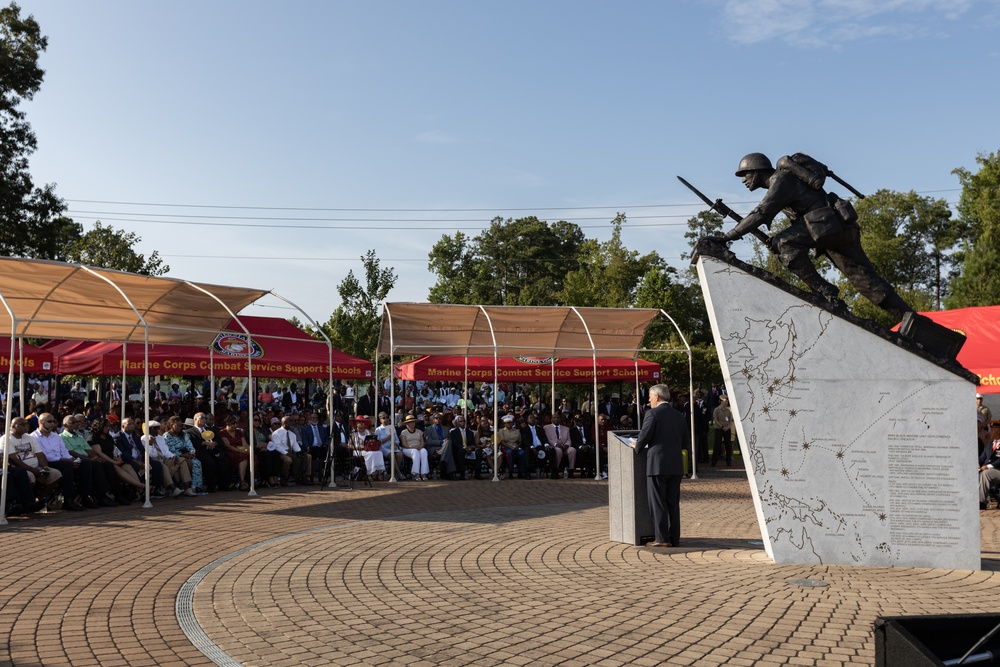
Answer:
375, 303, 696, 483
0, 257, 334, 525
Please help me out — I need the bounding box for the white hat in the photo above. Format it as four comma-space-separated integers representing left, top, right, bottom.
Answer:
501, 414, 515, 423
148, 420, 161, 429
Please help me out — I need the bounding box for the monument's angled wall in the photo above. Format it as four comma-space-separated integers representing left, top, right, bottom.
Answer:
698, 255, 980, 570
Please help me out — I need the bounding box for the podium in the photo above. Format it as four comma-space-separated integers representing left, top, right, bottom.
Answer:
608, 430, 654, 546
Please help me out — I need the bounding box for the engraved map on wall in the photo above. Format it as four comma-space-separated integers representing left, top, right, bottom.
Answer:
697, 256, 980, 569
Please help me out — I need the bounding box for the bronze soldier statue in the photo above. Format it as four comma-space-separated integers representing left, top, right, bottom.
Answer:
720, 152, 913, 325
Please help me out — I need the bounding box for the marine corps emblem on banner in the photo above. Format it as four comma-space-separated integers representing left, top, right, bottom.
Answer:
213, 333, 265, 358
514, 356, 558, 365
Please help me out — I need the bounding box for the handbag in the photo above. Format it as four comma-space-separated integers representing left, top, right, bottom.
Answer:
363, 435, 381, 452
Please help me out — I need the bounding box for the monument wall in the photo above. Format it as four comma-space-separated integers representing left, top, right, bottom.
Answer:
697, 255, 981, 570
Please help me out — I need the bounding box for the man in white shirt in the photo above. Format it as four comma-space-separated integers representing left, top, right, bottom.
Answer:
32, 413, 89, 510
268, 416, 305, 485
3, 417, 59, 513
3, 416, 61, 490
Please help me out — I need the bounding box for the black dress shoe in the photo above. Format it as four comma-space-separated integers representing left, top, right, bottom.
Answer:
63, 500, 84, 511
100, 497, 118, 507
82, 496, 100, 509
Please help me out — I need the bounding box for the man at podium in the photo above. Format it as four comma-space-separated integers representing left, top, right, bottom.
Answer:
635, 384, 689, 547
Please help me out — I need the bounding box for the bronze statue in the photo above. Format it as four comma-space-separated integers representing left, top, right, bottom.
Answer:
691, 153, 913, 325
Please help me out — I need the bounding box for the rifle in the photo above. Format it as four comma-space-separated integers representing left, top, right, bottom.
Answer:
677, 176, 771, 246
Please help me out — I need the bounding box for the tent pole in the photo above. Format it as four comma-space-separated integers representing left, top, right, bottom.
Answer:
0, 300, 18, 526
120, 343, 127, 422
18, 338, 24, 418
389, 369, 396, 483
634, 359, 641, 426
550, 358, 555, 425
180, 281, 257, 494
493, 352, 499, 482
246, 334, 257, 496
593, 367, 600, 480
210, 347, 216, 415
74, 265, 153, 507
463, 357, 468, 426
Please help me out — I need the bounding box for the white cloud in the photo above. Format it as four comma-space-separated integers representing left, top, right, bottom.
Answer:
722, 0, 976, 47
413, 129, 458, 144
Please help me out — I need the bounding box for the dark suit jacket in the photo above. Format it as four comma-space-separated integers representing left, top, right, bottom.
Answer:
300, 424, 331, 449
114, 430, 145, 464
636, 403, 689, 476
981, 441, 1000, 468
519, 424, 549, 449
449, 427, 477, 452
570, 425, 592, 449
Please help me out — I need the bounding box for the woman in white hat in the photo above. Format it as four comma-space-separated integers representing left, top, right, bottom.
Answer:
400, 414, 430, 480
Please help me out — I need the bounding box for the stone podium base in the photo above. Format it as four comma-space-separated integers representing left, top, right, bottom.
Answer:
697, 255, 981, 569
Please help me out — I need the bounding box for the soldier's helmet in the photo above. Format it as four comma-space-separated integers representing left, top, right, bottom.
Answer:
735, 153, 774, 176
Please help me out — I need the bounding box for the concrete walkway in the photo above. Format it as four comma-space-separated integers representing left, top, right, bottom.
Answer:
2, 470, 998, 666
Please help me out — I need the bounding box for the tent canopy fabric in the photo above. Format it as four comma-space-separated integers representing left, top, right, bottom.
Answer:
0, 257, 268, 345
0, 337, 54, 374
909, 305, 1000, 394
394, 355, 660, 384
46, 316, 373, 379
378, 304, 661, 358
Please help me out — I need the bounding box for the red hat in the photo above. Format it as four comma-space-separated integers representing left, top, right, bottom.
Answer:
107, 414, 120, 423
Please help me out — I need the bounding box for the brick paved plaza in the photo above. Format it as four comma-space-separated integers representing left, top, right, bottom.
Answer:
2, 468, 999, 666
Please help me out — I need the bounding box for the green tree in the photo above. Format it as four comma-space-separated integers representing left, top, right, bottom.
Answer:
64, 221, 169, 275
323, 250, 397, 360
832, 190, 939, 324
561, 213, 665, 307
947, 151, 1000, 308
0, 2, 80, 259
680, 210, 724, 263
427, 216, 584, 305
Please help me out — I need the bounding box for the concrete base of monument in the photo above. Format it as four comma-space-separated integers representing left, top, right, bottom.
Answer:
696, 254, 981, 570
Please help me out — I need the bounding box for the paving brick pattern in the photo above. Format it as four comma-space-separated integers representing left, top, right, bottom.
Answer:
2, 469, 999, 666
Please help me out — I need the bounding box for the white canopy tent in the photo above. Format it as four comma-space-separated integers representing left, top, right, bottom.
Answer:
375, 303, 696, 482
0, 257, 336, 524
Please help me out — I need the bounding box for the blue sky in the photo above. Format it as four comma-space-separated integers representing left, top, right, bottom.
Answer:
17, 0, 1000, 323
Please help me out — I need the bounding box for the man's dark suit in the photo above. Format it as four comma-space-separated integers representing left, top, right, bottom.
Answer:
636, 401, 689, 546
447, 426, 478, 478
301, 422, 331, 479
520, 423, 555, 477
570, 423, 594, 476
114, 429, 164, 489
